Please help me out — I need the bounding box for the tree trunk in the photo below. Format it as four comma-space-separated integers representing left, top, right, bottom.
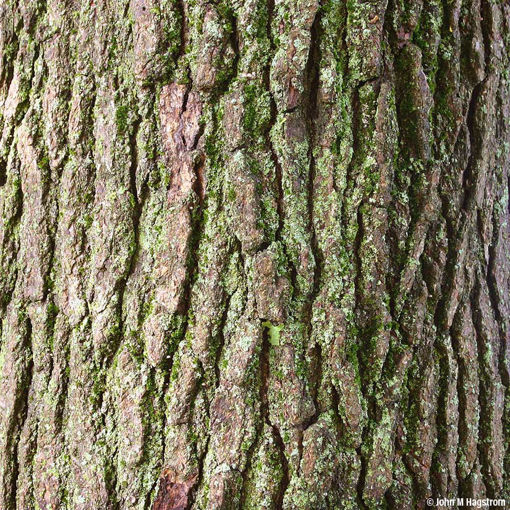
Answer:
0, 0, 508, 508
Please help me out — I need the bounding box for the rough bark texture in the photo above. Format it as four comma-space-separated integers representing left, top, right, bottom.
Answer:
0, 0, 509, 508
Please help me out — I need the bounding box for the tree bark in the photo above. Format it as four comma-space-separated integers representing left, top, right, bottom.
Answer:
0, 0, 508, 508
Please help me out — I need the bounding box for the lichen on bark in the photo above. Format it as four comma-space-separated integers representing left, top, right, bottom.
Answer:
0, 0, 508, 509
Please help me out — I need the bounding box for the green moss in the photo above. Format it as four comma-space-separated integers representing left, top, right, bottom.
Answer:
37, 154, 50, 170
242, 83, 271, 139
115, 104, 130, 134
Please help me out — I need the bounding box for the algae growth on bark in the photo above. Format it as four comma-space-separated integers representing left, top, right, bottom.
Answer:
0, 0, 508, 508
